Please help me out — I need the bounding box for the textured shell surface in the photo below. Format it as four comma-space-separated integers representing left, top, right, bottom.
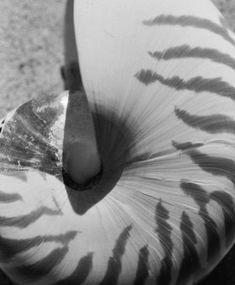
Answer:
0, 0, 235, 285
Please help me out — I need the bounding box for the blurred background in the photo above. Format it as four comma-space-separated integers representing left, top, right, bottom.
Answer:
0, 0, 234, 284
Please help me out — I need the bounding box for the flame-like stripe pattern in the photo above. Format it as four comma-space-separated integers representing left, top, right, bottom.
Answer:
0, 0, 234, 284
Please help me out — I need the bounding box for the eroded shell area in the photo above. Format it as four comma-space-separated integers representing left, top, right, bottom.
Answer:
0, 92, 68, 178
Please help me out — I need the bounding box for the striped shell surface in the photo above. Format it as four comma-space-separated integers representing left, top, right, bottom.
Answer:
0, 0, 235, 284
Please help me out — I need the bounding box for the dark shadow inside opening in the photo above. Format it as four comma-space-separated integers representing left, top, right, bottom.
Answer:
62, 106, 136, 215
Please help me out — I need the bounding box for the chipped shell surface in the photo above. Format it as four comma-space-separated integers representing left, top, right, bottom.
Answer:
0, 0, 235, 284
0, 91, 66, 177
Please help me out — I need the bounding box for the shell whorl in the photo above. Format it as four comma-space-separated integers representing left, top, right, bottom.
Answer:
0, 0, 235, 284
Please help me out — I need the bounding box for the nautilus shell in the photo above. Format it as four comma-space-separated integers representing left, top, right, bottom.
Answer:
0, 0, 235, 284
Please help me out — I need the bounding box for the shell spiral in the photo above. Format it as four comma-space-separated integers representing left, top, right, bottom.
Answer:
0, 0, 235, 284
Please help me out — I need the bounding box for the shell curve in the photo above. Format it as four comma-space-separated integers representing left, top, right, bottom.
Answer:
0, 0, 235, 284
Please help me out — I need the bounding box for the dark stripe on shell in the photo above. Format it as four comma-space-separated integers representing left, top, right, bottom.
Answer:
172, 141, 203, 151
0, 206, 62, 228
143, 15, 235, 47
210, 191, 235, 246
133, 245, 149, 285
135, 69, 235, 102
13, 246, 68, 281
0, 231, 77, 262
175, 107, 235, 134
174, 142, 235, 247
56, 252, 93, 285
181, 181, 220, 261
0, 191, 22, 203
176, 211, 200, 284
99, 225, 132, 285
0, 118, 5, 134
155, 201, 173, 285
149, 45, 235, 71
174, 144, 235, 186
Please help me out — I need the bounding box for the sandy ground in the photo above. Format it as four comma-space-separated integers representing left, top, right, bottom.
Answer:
0, 0, 66, 118
0, 0, 235, 284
